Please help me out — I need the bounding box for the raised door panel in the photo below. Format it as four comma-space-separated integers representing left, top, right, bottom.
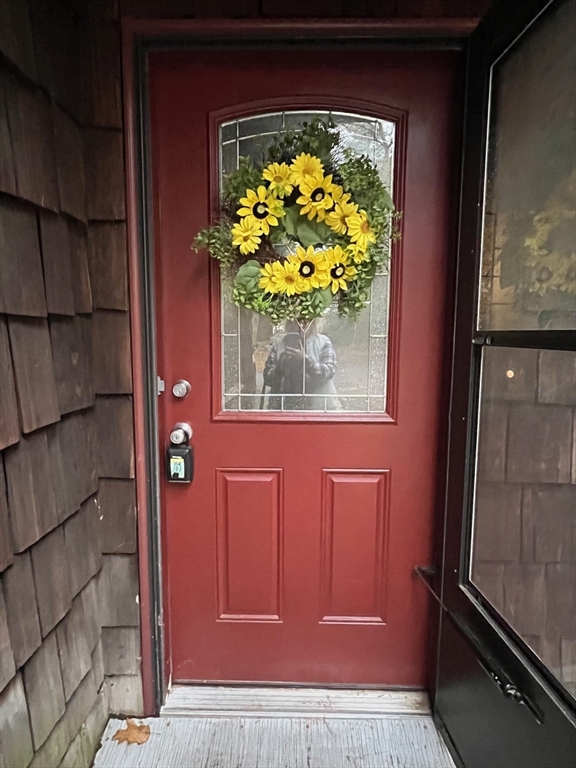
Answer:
320, 470, 390, 623
216, 469, 283, 621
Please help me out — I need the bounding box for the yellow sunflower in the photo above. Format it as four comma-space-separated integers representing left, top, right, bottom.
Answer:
346, 242, 369, 263
322, 246, 357, 294
346, 210, 377, 250
238, 185, 283, 235
296, 174, 336, 221
557, 255, 576, 294
231, 217, 263, 255
289, 153, 324, 187
271, 260, 307, 296
287, 245, 329, 289
326, 196, 358, 234
262, 162, 293, 198
259, 261, 282, 294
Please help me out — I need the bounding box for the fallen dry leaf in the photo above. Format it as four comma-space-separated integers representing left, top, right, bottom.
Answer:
112, 719, 151, 746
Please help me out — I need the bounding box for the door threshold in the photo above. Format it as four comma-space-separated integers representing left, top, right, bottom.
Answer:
161, 685, 430, 718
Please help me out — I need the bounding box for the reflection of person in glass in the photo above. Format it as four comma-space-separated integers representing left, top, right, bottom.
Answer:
263, 319, 339, 410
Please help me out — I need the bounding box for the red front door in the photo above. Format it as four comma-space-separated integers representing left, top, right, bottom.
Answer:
149, 49, 458, 686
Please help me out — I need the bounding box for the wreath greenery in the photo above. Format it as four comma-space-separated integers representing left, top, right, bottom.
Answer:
193, 117, 399, 323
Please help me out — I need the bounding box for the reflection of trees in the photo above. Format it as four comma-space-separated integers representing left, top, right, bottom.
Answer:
323, 306, 370, 396
239, 306, 256, 396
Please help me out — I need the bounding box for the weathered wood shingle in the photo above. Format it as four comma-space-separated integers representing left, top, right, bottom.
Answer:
0, 196, 47, 317
56, 598, 93, 701
102, 627, 140, 676
507, 404, 572, 484
88, 222, 128, 310
2, 552, 42, 668
538, 350, 576, 406
22, 631, 66, 750
82, 21, 122, 129
0, 316, 19, 451
0, 69, 18, 196
0, 582, 16, 692
50, 415, 87, 522
65, 498, 102, 598
473, 482, 521, 562
73, 410, 99, 503
69, 221, 93, 314
99, 555, 139, 627
8, 317, 61, 434
78, 576, 102, 653
39, 211, 76, 317
95, 397, 135, 478
98, 479, 137, 554
93, 310, 132, 394
545, 564, 576, 642
0, 674, 34, 768
6, 79, 59, 211
523, 485, 576, 564
0, 461, 13, 572
30, 0, 81, 120
85, 128, 125, 220
50, 315, 94, 415
46, 420, 81, 523
27, 664, 96, 768
54, 108, 87, 223
0, 0, 37, 79
4, 430, 58, 552
31, 526, 73, 637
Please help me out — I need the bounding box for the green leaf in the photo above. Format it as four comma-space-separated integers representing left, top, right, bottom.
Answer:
236, 260, 261, 279
317, 288, 333, 309
314, 220, 332, 241
234, 261, 262, 293
296, 219, 322, 247
283, 206, 300, 237
381, 188, 394, 211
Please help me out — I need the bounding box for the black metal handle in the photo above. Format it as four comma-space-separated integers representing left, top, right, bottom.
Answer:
450, 613, 544, 725
414, 567, 544, 725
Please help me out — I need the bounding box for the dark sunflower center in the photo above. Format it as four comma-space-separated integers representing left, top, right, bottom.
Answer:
312, 188, 326, 203
331, 264, 345, 279
536, 266, 553, 283
252, 202, 269, 219
299, 261, 315, 278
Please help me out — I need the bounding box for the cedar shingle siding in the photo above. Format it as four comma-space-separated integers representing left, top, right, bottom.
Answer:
0, 1, 138, 764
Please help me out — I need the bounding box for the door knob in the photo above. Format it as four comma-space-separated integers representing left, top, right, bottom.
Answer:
169, 423, 193, 445
172, 379, 191, 398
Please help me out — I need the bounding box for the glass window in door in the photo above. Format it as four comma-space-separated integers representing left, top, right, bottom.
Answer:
219, 111, 396, 413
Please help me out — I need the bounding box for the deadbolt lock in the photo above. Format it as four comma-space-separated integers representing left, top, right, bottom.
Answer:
172, 379, 191, 398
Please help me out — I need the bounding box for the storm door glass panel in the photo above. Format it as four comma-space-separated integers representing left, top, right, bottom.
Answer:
479, 0, 576, 331
470, 347, 576, 697
219, 111, 395, 413
470, 0, 576, 702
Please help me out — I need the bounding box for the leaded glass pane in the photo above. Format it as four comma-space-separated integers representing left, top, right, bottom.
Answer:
219, 110, 395, 413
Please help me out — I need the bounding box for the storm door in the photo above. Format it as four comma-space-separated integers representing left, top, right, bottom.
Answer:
436, 1, 576, 765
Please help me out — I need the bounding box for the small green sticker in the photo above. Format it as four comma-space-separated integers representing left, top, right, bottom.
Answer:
170, 456, 185, 480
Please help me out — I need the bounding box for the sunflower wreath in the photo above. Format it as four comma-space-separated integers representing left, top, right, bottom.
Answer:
193, 117, 399, 323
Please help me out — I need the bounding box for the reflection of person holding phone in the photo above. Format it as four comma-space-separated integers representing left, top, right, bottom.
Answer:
263, 319, 339, 410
